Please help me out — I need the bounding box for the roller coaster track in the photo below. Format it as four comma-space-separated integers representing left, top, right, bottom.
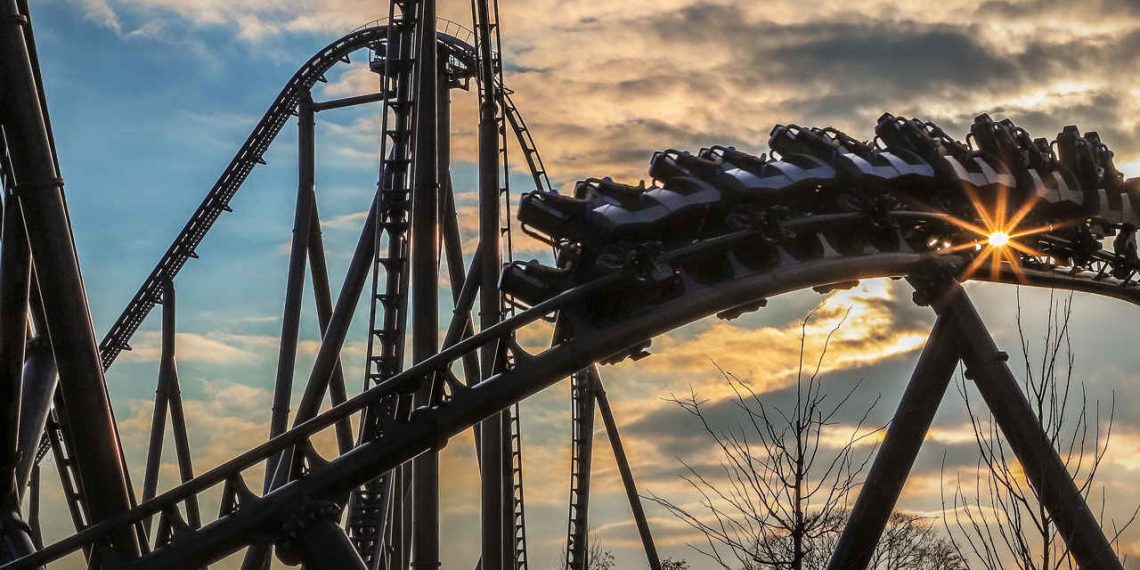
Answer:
9, 0, 1140, 566
64, 12, 553, 568
95, 19, 530, 371
8, 194, 1140, 569
565, 367, 596, 569
95, 24, 385, 369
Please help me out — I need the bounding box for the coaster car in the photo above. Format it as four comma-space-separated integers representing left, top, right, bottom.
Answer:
767, 124, 935, 192
969, 114, 1084, 218
876, 113, 1015, 207
660, 146, 836, 210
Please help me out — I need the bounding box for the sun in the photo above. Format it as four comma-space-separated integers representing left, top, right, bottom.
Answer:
934, 186, 1054, 283
987, 231, 1010, 247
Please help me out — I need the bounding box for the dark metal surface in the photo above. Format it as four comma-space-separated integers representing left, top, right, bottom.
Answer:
0, 0, 140, 558
410, 0, 442, 563
0, 185, 30, 516
938, 277, 1124, 570
826, 311, 961, 570
265, 91, 318, 488
13, 339, 53, 498
592, 371, 661, 570
9, 0, 1140, 565
295, 519, 368, 570
473, 0, 506, 565
564, 369, 595, 570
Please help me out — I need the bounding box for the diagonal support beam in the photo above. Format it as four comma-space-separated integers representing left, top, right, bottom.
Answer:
592, 369, 661, 570
307, 196, 353, 455
0, 186, 31, 515
921, 265, 1123, 570
141, 279, 204, 533
14, 337, 54, 498
826, 311, 960, 570
159, 282, 200, 529
0, 0, 140, 557
243, 130, 382, 570
265, 91, 318, 487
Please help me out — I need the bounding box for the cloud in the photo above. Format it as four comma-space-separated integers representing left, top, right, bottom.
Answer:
72, 0, 122, 33
119, 331, 262, 364
50, 2, 1140, 567
68, 0, 1140, 186
321, 209, 370, 230
634, 279, 930, 402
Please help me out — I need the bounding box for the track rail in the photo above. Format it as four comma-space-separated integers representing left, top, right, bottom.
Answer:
9, 208, 1140, 569
96, 25, 387, 369
28, 11, 1136, 568
95, 20, 533, 370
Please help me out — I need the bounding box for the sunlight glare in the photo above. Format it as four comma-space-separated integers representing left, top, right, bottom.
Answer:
988, 231, 1010, 247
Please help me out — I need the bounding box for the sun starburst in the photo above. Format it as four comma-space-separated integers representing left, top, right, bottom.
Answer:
939, 185, 1053, 283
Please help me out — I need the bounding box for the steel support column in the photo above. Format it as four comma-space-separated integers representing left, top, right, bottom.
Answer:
437, 74, 481, 390
0, 194, 35, 566
931, 273, 1123, 570
566, 369, 595, 570
410, 0, 441, 566
307, 202, 353, 455
592, 370, 661, 570
474, 0, 505, 566
272, 112, 383, 475
154, 282, 200, 529
14, 338, 53, 497
0, 189, 30, 514
140, 279, 178, 532
0, 0, 140, 558
266, 90, 318, 487
246, 193, 378, 570
283, 195, 377, 430
136, 280, 201, 530
826, 312, 961, 570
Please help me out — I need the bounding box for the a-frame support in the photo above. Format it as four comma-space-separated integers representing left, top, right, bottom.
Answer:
828, 262, 1123, 570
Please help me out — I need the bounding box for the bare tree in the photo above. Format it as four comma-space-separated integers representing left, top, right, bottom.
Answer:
648, 309, 868, 569
807, 512, 965, 570
650, 309, 958, 569
873, 513, 965, 570
558, 531, 616, 570
941, 290, 1139, 569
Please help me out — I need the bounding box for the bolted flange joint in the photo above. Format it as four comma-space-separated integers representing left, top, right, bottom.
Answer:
905, 257, 961, 310
274, 499, 343, 565
962, 350, 1009, 381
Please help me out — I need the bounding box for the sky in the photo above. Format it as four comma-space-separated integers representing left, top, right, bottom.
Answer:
18, 0, 1140, 568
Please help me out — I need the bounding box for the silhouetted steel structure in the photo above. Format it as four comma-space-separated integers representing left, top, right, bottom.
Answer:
3, 0, 1140, 569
